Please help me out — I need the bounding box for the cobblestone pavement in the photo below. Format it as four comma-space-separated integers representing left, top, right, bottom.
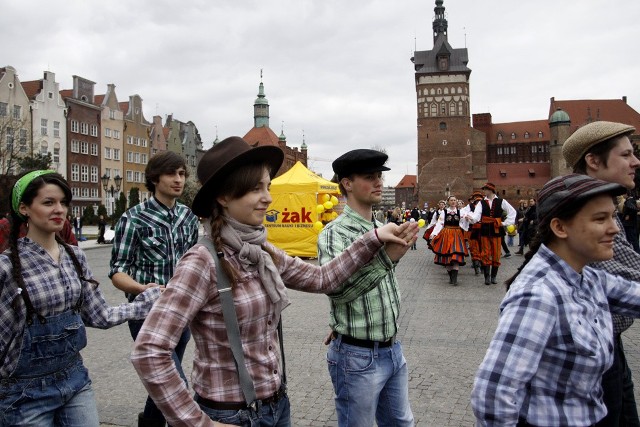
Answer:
81, 237, 640, 426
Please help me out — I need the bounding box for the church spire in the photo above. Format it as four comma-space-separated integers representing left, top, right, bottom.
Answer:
254, 70, 269, 128
433, 0, 448, 43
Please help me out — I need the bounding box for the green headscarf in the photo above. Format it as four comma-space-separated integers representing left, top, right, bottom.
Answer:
12, 170, 57, 219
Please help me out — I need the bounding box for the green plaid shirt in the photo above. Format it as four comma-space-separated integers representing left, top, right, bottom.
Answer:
109, 197, 199, 299
317, 205, 400, 342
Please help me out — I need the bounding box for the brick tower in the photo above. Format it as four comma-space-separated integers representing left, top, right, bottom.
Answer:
411, 0, 478, 204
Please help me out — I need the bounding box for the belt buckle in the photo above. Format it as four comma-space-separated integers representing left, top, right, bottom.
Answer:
248, 398, 262, 415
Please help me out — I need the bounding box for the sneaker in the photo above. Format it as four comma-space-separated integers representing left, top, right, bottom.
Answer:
503, 252, 512, 258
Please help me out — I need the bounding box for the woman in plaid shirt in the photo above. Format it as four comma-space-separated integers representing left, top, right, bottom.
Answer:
130, 137, 418, 427
0, 171, 161, 426
472, 174, 640, 426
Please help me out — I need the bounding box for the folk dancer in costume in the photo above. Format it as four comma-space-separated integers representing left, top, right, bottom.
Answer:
430, 195, 472, 285
479, 182, 517, 285
426, 200, 446, 248
462, 191, 484, 275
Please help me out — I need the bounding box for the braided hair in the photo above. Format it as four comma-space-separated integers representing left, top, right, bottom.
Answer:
206, 162, 280, 288
5, 172, 98, 313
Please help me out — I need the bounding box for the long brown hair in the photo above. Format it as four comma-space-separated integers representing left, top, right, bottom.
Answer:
206, 162, 279, 287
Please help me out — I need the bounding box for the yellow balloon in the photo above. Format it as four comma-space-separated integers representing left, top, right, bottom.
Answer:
323, 201, 333, 210
316, 204, 325, 214
507, 224, 516, 233
330, 195, 339, 205
331, 211, 338, 219
313, 221, 324, 233
320, 194, 330, 203
418, 218, 426, 228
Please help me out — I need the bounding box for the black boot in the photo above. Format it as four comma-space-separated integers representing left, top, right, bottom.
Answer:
451, 269, 458, 285
483, 266, 491, 285
473, 260, 480, 275
491, 266, 499, 284
138, 413, 167, 427
447, 270, 453, 284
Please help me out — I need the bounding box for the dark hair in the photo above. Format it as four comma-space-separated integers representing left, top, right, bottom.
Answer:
145, 151, 188, 193
206, 162, 279, 286
5, 172, 97, 317
504, 196, 593, 290
572, 137, 620, 174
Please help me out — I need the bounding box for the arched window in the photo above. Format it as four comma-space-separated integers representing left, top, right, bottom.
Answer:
440, 102, 446, 115
444, 87, 449, 95
458, 102, 463, 115
538, 131, 543, 138
40, 141, 48, 155
436, 88, 442, 95
524, 132, 530, 139
511, 132, 516, 140
439, 122, 447, 130
430, 103, 437, 116
497, 133, 503, 141
449, 102, 456, 116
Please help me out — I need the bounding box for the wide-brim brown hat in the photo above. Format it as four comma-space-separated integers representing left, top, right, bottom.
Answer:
562, 121, 635, 168
192, 136, 284, 217
482, 182, 496, 193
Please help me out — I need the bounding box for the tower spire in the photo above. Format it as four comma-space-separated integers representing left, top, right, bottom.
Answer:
253, 73, 269, 128
433, 0, 448, 43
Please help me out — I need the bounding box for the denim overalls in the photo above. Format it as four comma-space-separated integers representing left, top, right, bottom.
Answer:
0, 281, 99, 426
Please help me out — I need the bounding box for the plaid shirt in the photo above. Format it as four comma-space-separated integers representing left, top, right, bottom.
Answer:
317, 205, 400, 342
471, 244, 640, 426
130, 232, 383, 426
0, 238, 160, 378
109, 197, 199, 296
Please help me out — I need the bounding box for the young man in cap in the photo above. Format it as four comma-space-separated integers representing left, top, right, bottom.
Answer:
563, 120, 640, 427
479, 182, 517, 285
318, 149, 415, 427
109, 151, 199, 427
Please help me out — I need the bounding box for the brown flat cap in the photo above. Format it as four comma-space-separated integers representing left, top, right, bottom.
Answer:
562, 121, 635, 168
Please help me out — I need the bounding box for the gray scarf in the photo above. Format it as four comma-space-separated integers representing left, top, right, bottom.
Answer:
220, 215, 290, 310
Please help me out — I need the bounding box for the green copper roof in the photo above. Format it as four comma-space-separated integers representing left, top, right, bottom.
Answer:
549, 108, 570, 124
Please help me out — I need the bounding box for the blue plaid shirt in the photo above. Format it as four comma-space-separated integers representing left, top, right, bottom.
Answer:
0, 239, 160, 378
471, 244, 640, 426
109, 196, 199, 299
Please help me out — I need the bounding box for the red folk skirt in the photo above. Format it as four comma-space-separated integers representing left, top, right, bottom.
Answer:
431, 225, 468, 266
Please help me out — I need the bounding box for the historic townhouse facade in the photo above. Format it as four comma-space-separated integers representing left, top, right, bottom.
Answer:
0, 66, 32, 175
121, 95, 151, 202
149, 115, 168, 156
163, 115, 202, 177
61, 76, 102, 217
21, 71, 67, 178
96, 84, 125, 215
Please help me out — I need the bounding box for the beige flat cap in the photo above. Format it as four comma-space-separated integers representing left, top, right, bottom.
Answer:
562, 121, 635, 168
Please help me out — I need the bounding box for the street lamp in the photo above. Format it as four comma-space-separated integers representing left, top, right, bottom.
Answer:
101, 174, 122, 215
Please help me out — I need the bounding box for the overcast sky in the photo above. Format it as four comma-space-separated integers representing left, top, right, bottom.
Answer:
3, 0, 639, 186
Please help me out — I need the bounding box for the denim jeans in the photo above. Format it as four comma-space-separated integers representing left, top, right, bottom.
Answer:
198, 395, 290, 426
128, 318, 191, 422
0, 360, 99, 426
326, 336, 414, 427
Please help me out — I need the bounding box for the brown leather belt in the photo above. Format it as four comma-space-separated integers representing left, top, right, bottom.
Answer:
195, 385, 287, 411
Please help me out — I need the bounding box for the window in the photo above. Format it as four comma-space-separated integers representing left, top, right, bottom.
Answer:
71, 139, 79, 153
0, 102, 7, 116
109, 110, 116, 119
71, 164, 79, 181
510, 146, 516, 154
440, 103, 446, 115
40, 142, 48, 155
524, 132, 530, 139
53, 143, 60, 164
135, 137, 140, 146
127, 136, 133, 145
497, 133, 503, 141
127, 151, 133, 162
48, 92, 53, 99
430, 104, 437, 116
91, 188, 98, 198
80, 141, 88, 154
141, 153, 147, 164
134, 171, 141, 182
91, 166, 98, 183
90, 124, 98, 137
41, 118, 48, 135
71, 120, 79, 133
81, 165, 89, 182
90, 143, 98, 156
113, 130, 120, 139
82, 187, 89, 198
538, 131, 544, 138
113, 148, 120, 161
141, 138, 147, 148
126, 170, 133, 181
449, 102, 456, 116
105, 128, 111, 137
19, 129, 26, 145
511, 132, 516, 140
439, 122, 447, 131
113, 168, 121, 178
6, 127, 13, 150
458, 102, 463, 115
497, 147, 503, 155
531, 145, 537, 153
80, 122, 88, 135
105, 147, 112, 159
53, 121, 60, 138
13, 105, 21, 120
134, 152, 140, 163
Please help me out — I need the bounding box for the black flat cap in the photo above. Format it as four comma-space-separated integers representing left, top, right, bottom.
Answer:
332, 149, 390, 179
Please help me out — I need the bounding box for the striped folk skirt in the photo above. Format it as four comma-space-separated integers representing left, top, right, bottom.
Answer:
431, 225, 468, 266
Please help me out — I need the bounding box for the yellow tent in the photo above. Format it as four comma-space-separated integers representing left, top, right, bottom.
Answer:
265, 161, 341, 257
